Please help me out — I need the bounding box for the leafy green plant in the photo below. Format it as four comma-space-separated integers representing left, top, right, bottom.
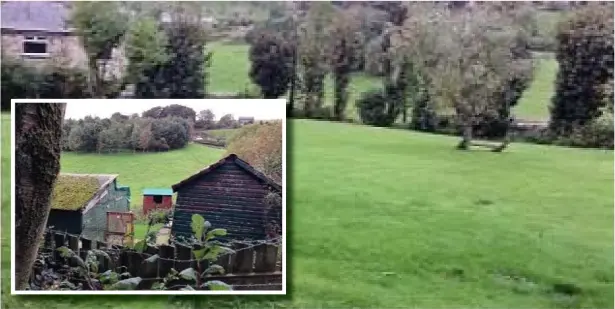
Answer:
152, 214, 234, 290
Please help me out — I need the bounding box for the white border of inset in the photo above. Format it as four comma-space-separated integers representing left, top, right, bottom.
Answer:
10, 99, 287, 295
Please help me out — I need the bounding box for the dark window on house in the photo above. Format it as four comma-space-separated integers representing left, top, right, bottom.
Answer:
22, 36, 48, 56
153, 195, 163, 203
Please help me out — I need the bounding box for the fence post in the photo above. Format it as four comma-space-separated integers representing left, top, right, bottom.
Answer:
175, 244, 191, 272
68, 235, 79, 254
233, 242, 254, 273
80, 238, 91, 261
254, 244, 278, 273
53, 231, 66, 261
158, 245, 175, 278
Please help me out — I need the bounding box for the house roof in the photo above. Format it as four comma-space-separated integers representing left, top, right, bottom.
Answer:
172, 154, 282, 193
1, 1, 72, 32
51, 173, 118, 211
143, 188, 173, 196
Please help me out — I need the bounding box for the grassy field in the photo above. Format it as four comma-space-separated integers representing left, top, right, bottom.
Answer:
60, 144, 224, 209
3, 113, 613, 308
206, 128, 241, 140
514, 54, 559, 121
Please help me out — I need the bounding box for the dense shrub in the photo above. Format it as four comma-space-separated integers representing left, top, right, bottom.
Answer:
226, 121, 282, 183
553, 111, 614, 149
1, 59, 91, 111
549, 4, 614, 136
355, 89, 399, 127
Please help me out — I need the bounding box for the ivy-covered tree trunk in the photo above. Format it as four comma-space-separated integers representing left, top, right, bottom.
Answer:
15, 103, 65, 290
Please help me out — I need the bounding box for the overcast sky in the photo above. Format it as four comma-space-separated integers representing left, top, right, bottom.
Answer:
63, 99, 286, 120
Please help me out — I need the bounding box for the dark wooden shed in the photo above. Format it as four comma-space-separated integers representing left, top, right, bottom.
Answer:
171, 154, 282, 241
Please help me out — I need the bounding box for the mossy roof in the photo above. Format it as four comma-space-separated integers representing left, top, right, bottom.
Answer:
50, 174, 107, 211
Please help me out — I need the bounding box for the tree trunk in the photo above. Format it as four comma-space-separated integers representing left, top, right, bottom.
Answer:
14, 103, 65, 290
288, 45, 297, 118
457, 124, 472, 150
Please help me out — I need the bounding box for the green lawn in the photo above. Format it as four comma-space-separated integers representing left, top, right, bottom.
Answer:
3, 114, 613, 308
60, 144, 224, 209
208, 43, 253, 94
514, 53, 559, 121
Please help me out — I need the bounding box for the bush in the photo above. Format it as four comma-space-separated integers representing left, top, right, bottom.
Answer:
355, 89, 397, 127
558, 112, 614, 149
1, 59, 90, 111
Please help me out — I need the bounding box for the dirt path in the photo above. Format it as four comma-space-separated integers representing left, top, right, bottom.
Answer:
156, 227, 170, 246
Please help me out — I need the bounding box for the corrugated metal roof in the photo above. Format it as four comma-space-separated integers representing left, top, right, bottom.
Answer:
1, 1, 71, 32
143, 188, 173, 196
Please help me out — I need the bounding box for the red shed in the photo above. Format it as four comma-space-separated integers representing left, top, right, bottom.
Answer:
142, 188, 173, 216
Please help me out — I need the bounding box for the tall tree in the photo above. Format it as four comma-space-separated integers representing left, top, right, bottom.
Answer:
549, 4, 614, 136
248, 31, 294, 99
125, 16, 169, 96
397, 3, 533, 151
14, 103, 65, 290
70, 2, 128, 97
299, 2, 334, 117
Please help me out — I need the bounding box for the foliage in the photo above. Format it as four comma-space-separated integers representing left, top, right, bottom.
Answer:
142, 104, 197, 122
31, 214, 232, 291
299, 2, 334, 118
355, 89, 399, 127
226, 121, 283, 183
396, 3, 534, 149
248, 30, 294, 99
65, 114, 190, 153
195, 109, 216, 130
125, 16, 169, 88
1, 58, 91, 111
217, 114, 239, 129
69, 1, 129, 97
549, 4, 614, 136
134, 3, 211, 98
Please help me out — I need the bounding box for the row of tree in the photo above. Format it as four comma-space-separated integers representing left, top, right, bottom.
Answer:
248, 2, 535, 149
247, 2, 613, 150
62, 114, 191, 153
62, 103, 246, 153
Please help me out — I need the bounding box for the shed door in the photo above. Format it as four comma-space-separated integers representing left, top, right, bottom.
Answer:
105, 211, 135, 246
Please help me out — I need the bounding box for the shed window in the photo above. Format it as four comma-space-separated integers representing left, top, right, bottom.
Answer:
153, 195, 163, 203
22, 36, 49, 57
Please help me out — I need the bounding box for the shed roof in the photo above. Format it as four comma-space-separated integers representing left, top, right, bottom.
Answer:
172, 154, 282, 192
143, 188, 173, 196
1, 1, 72, 32
51, 173, 118, 211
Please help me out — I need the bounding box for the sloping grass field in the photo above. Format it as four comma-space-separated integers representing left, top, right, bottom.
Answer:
2, 113, 613, 308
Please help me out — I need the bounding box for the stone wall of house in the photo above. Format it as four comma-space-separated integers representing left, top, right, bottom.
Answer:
1, 32, 126, 80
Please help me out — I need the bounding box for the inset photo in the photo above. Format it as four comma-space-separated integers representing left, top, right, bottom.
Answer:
11, 99, 286, 295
